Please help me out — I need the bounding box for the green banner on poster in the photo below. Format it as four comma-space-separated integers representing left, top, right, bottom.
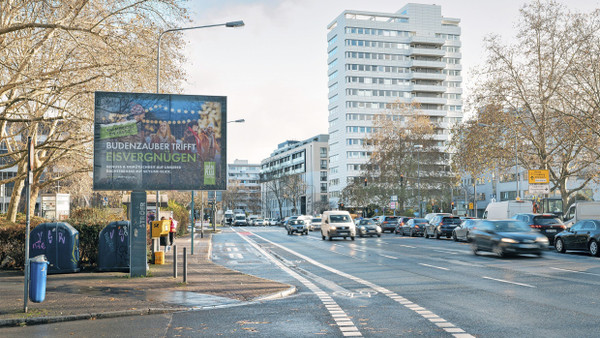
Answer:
204, 162, 216, 185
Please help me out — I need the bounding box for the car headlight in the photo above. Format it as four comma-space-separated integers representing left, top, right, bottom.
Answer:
330, 226, 336, 230
376, 226, 382, 232
360, 226, 365, 230
536, 236, 549, 243
501, 238, 518, 243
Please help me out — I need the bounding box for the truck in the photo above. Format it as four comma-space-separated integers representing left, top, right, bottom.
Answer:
224, 210, 234, 225
482, 200, 533, 220
563, 201, 600, 227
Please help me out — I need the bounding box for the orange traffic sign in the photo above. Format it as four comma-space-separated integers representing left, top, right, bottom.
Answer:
528, 170, 549, 184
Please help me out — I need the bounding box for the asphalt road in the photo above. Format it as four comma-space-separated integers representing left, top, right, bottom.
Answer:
5, 226, 600, 337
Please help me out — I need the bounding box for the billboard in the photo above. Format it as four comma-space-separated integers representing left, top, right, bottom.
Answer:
93, 91, 226, 191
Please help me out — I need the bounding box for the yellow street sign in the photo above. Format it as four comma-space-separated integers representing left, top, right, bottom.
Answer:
528, 170, 549, 184
469, 202, 473, 210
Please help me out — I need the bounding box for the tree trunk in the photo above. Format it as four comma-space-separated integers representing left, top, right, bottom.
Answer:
7, 178, 25, 222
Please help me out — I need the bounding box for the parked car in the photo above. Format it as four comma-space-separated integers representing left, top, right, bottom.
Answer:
254, 219, 265, 226
394, 217, 413, 234
470, 220, 549, 257
379, 216, 399, 233
452, 219, 481, 242
401, 218, 429, 237
355, 219, 382, 238
554, 220, 600, 256
512, 213, 565, 244
563, 202, 600, 227
311, 217, 322, 231
321, 210, 356, 241
425, 215, 462, 239
286, 219, 308, 235
424, 213, 452, 223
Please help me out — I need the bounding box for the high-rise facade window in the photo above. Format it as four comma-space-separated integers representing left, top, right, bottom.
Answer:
326, 4, 462, 206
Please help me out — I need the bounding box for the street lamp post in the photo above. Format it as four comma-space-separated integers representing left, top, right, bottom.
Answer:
155, 20, 244, 255
414, 145, 423, 217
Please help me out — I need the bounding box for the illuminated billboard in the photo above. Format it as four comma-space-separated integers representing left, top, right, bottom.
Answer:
93, 91, 226, 191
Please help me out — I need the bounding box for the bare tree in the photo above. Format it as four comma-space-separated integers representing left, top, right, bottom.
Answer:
264, 177, 287, 219
454, 0, 600, 211
0, 1, 189, 221
284, 174, 306, 215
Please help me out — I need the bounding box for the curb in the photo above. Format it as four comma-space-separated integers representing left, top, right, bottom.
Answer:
0, 307, 187, 328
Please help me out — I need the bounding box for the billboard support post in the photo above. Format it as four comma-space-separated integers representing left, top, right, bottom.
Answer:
130, 191, 147, 277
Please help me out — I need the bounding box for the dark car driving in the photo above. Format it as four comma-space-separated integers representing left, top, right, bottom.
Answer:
425, 215, 462, 239
471, 220, 549, 257
400, 218, 429, 237
513, 213, 566, 244
380, 216, 399, 233
554, 220, 600, 256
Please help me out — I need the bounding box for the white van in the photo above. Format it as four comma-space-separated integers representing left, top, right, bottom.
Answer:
563, 201, 600, 227
483, 200, 533, 220
321, 210, 356, 241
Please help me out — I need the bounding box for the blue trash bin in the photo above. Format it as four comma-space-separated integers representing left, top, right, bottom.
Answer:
29, 255, 49, 303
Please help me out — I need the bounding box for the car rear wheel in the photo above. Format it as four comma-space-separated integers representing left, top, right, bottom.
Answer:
452, 232, 458, 242
435, 230, 441, 239
555, 238, 566, 253
410, 230, 415, 237
589, 240, 600, 257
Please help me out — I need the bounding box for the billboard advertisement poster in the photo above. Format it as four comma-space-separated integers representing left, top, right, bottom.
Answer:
93, 91, 227, 191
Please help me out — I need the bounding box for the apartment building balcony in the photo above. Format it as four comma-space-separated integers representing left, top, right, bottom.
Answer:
410, 47, 446, 57
411, 96, 447, 105
409, 71, 446, 81
410, 84, 446, 93
408, 35, 445, 46
410, 59, 446, 69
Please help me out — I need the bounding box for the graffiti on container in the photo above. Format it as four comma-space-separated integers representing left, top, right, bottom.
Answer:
32, 232, 46, 250
58, 231, 66, 244
47, 230, 53, 244
119, 226, 129, 243
104, 230, 115, 253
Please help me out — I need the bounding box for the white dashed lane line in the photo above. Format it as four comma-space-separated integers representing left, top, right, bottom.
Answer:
233, 229, 363, 337
482, 276, 536, 288
419, 263, 450, 271
251, 231, 475, 338
550, 267, 600, 277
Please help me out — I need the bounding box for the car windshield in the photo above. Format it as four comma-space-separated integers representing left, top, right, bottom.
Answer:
533, 216, 563, 225
313, 218, 321, 222
493, 221, 531, 232
414, 218, 428, 223
442, 217, 462, 224
330, 215, 352, 223
359, 220, 375, 225
384, 217, 398, 222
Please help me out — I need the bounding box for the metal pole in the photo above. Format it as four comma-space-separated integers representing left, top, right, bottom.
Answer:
23, 137, 32, 313
190, 190, 194, 255
213, 191, 216, 232
515, 134, 520, 199
173, 245, 177, 278
183, 247, 187, 284
200, 192, 204, 238
473, 181, 477, 218
417, 150, 421, 217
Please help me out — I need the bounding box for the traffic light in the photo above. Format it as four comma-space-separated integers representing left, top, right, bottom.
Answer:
339, 202, 345, 210
400, 174, 404, 184
364, 177, 368, 186
451, 202, 455, 209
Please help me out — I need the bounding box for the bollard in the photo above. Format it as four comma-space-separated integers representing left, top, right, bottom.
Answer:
173, 245, 177, 278
183, 247, 187, 284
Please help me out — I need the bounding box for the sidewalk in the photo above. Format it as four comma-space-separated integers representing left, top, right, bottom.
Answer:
0, 233, 295, 328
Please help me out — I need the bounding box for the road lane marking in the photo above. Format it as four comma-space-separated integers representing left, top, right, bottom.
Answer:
228, 253, 243, 259
233, 229, 362, 337
250, 231, 475, 338
399, 244, 417, 248
550, 267, 600, 277
419, 263, 450, 271
380, 254, 399, 259
482, 276, 536, 288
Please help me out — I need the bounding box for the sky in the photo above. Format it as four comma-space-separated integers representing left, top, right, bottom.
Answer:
179, 0, 600, 164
